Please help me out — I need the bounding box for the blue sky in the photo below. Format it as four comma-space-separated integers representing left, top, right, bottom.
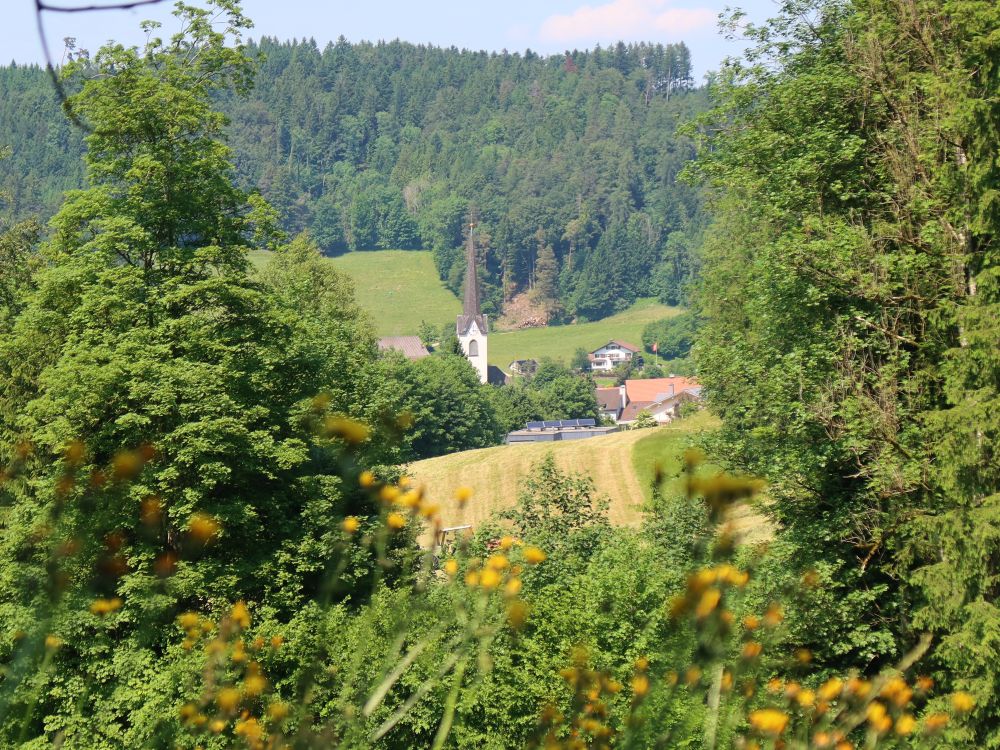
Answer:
4, 0, 779, 81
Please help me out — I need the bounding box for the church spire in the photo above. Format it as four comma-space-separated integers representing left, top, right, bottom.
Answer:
462, 225, 481, 320
457, 224, 487, 335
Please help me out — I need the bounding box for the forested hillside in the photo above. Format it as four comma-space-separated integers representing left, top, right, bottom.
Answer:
0, 38, 707, 320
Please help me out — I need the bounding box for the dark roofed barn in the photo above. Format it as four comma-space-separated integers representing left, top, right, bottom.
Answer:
378, 336, 430, 360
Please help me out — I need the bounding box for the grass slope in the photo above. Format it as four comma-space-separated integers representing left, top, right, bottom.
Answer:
252, 249, 681, 363
328, 250, 461, 336
486, 298, 681, 367
408, 412, 714, 545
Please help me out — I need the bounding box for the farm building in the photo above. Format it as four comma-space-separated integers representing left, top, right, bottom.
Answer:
506, 419, 618, 444
508, 359, 538, 377
377, 336, 430, 360
596, 386, 625, 422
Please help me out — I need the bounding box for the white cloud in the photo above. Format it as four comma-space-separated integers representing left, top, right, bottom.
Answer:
539, 0, 715, 44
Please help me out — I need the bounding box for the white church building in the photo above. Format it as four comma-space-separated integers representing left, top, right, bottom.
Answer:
456, 227, 505, 386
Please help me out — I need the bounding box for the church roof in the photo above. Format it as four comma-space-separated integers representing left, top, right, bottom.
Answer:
456, 227, 488, 335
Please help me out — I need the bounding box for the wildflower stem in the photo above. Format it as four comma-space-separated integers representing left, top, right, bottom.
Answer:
703, 662, 724, 750
362, 629, 439, 717
431, 653, 470, 750
371, 651, 462, 742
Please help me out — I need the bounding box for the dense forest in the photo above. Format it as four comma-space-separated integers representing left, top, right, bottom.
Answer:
0, 37, 707, 321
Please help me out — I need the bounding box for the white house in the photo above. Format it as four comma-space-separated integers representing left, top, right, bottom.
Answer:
588, 340, 641, 372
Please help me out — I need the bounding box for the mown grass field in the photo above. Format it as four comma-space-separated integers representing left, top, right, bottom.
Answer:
407, 411, 742, 545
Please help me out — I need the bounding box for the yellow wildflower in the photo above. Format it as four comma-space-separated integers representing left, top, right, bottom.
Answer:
89, 597, 123, 616
487, 554, 510, 570
523, 546, 547, 564
179, 702, 198, 721
895, 714, 917, 736
189, 513, 220, 543
341, 516, 360, 533
763, 602, 783, 628
631, 674, 650, 697
480, 568, 502, 589
505, 578, 522, 597
325, 416, 370, 444
231, 601, 251, 629
818, 677, 843, 701
386, 512, 407, 530
695, 588, 721, 619
952, 691, 975, 713
748, 708, 789, 735
217, 687, 241, 713
234, 717, 263, 741
454, 486, 473, 505
359, 470, 376, 488
244, 674, 267, 697
499, 535, 515, 550
443, 559, 459, 576
924, 713, 949, 733
268, 701, 290, 722
507, 600, 529, 630
178, 612, 200, 630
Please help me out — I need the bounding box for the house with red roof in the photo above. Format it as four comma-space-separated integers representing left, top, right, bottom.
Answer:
588, 340, 641, 372
600, 376, 702, 425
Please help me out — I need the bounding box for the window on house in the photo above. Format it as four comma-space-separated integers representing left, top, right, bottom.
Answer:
468, 340, 479, 357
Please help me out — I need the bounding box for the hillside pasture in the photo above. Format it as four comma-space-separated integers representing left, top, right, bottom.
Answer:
253, 249, 683, 366
487, 297, 682, 367
328, 250, 461, 335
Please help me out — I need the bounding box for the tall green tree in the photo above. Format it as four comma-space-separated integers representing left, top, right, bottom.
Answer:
0, 4, 392, 745
692, 0, 1000, 741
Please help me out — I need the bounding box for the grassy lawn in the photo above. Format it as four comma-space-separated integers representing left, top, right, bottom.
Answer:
630, 410, 773, 544
329, 250, 461, 336
250, 249, 460, 335
487, 297, 682, 367
630, 410, 720, 502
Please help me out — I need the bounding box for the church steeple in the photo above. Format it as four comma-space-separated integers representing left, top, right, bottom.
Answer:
456, 223, 489, 383
456, 225, 487, 336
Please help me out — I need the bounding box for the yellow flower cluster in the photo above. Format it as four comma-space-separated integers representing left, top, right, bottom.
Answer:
175, 602, 290, 750
669, 563, 750, 621
88, 597, 122, 616
540, 647, 622, 748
